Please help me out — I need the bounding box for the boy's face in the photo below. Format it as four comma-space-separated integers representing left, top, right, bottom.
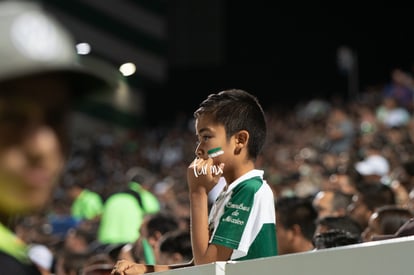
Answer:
194, 114, 231, 165
0, 77, 70, 217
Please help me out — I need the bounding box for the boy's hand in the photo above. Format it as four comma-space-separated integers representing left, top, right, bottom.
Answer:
187, 157, 224, 193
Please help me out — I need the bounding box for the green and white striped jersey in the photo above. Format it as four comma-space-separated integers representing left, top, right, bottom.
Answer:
209, 169, 278, 260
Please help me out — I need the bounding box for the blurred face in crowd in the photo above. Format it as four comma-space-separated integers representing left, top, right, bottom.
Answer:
361, 212, 380, 242
312, 191, 334, 219
347, 194, 370, 229
0, 75, 70, 219
276, 214, 296, 255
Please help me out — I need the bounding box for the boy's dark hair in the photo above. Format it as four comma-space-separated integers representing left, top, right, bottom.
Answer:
194, 89, 266, 160
276, 196, 318, 242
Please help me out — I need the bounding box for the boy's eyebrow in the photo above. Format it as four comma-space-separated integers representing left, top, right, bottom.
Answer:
197, 128, 211, 135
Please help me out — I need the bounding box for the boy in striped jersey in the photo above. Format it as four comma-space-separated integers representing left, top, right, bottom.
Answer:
112, 89, 277, 274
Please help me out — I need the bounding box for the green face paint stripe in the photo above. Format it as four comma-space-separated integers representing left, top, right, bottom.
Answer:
208, 147, 224, 158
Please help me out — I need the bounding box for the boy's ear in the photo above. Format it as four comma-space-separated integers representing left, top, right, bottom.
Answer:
234, 130, 249, 154
236, 130, 249, 145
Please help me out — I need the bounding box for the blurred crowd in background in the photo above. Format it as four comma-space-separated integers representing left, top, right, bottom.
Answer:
16, 67, 414, 274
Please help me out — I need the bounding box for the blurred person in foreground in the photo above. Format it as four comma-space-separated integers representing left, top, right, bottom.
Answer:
0, 1, 120, 274
112, 89, 278, 274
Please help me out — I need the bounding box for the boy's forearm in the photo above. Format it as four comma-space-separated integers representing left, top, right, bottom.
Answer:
189, 191, 210, 265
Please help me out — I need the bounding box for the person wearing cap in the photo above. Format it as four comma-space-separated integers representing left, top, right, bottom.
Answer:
355, 141, 410, 207
354, 141, 390, 184
0, 1, 119, 274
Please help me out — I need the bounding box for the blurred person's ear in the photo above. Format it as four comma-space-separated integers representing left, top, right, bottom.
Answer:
171, 252, 184, 263
291, 224, 303, 237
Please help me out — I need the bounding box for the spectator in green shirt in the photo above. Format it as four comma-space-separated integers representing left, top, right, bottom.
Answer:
67, 181, 104, 222
98, 178, 160, 245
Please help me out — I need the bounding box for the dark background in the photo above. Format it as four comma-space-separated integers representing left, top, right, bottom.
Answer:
159, 2, 414, 125
43, 1, 414, 126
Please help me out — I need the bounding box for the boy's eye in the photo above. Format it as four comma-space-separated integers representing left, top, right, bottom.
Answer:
196, 134, 212, 145
201, 135, 211, 142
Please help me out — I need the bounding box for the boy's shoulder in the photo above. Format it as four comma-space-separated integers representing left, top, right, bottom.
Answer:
230, 169, 267, 193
